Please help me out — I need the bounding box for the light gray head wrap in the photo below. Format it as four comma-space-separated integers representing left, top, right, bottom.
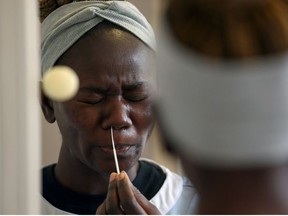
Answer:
41, 0, 156, 75
158, 20, 288, 168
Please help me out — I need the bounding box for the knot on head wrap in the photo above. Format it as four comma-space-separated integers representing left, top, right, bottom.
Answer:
39, 0, 118, 22
41, 0, 156, 75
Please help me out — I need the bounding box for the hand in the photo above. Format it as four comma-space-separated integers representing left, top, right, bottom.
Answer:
96, 171, 161, 215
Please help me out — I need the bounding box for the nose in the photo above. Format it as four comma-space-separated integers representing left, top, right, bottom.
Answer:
101, 97, 132, 130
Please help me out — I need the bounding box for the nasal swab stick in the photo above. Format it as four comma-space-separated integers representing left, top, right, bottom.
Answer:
110, 127, 120, 174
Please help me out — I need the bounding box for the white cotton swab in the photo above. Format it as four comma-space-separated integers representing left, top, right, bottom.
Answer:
110, 127, 120, 174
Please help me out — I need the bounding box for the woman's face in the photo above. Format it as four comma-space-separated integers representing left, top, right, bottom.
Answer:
42, 24, 156, 176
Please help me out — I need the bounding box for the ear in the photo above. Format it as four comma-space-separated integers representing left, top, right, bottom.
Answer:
40, 82, 56, 123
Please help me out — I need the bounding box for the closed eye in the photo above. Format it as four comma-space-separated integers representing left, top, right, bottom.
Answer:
77, 95, 105, 105
123, 82, 151, 103
78, 99, 104, 105
123, 93, 148, 102
77, 86, 107, 105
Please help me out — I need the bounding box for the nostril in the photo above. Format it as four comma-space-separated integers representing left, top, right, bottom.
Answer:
111, 122, 131, 130
110, 114, 132, 130
101, 104, 132, 130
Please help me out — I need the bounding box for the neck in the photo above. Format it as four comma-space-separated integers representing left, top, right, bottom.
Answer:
193, 163, 288, 214
54, 144, 139, 195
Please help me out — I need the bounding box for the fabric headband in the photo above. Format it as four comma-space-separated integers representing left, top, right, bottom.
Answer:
41, 0, 156, 75
158, 21, 288, 168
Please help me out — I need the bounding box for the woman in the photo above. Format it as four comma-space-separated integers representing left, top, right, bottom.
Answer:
40, 0, 196, 214
158, 0, 288, 214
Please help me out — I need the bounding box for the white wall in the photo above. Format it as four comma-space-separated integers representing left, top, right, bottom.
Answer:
0, 0, 40, 214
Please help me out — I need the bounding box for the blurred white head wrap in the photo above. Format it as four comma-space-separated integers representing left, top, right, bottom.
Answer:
158, 21, 288, 168
41, 0, 156, 75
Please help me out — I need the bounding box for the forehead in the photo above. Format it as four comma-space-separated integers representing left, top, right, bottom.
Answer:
56, 23, 155, 84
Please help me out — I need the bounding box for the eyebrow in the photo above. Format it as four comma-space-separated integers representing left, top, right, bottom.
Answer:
79, 82, 150, 93
122, 82, 149, 91
79, 86, 109, 93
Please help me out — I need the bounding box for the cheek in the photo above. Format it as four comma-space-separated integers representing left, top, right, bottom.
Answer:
131, 102, 155, 134
55, 103, 99, 133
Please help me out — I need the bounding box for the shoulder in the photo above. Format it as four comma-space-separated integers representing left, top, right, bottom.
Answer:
42, 164, 56, 179
166, 175, 198, 215
139, 158, 198, 214
41, 164, 72, 214
42, 163, 57, 192
41, 196, 72, 215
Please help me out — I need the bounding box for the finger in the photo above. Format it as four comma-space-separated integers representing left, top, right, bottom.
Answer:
131, 186, 161, 215
121, 173, 161, 214
106, 172, 124, 215
96, 200, 106, 215
117, 171, 147, 214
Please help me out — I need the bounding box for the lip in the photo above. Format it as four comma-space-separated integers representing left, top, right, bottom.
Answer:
97, 144, 134, 156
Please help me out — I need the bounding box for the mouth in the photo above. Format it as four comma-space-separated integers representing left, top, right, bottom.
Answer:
98, 144, 134, 155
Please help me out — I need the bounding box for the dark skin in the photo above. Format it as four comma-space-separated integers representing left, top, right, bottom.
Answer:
179, 156, 288, 214
97, 171, 161, 214
41, 23, 160, 214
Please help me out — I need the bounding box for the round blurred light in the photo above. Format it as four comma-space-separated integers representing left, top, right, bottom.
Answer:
42, 66, 79, 101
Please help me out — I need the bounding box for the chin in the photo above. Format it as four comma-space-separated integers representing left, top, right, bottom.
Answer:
120, 156, 140, 173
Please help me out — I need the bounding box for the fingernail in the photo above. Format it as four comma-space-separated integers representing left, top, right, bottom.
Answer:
118, 171, 125, 180
109, 173, 116, 182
